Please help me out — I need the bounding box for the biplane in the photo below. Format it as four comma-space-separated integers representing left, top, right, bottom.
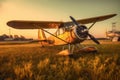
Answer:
7, 14, 117, 55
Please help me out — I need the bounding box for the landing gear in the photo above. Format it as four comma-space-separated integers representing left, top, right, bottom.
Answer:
58, 43, 98, 55
58, 44, 75, 55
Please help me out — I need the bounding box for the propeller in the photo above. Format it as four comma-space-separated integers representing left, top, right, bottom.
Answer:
70, 16, 79, 26
70, 16, 100, 44
88, 33, 100, 44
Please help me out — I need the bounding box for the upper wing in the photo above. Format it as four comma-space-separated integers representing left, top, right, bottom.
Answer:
7, 21, 63, 29
7, 14, 117, 29
74, 14, 117, 24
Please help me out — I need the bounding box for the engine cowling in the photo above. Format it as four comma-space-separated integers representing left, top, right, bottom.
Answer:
74, 25, 88, 40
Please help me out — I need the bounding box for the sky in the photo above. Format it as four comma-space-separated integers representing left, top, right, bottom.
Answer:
0, 0, 120, 39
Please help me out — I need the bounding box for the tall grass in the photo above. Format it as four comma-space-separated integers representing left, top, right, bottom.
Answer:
0, 41, 120, 80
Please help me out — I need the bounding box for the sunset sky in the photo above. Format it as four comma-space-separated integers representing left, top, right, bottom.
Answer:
0, 0, 120, 39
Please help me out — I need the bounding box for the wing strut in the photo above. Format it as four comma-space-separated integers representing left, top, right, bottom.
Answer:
88, 18, 98, 30
33, 24, 69, 44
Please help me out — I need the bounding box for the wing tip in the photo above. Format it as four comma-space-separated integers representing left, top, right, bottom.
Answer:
7, 21, 13, 27
111, 13, 117, 17
106, 13, 117, 18
7, 20, 19, 29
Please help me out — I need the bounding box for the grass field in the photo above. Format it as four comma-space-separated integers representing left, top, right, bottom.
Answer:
0, 40, 120, 80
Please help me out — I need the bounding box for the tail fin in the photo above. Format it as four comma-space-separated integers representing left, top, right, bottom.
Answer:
38, 29, 46, 40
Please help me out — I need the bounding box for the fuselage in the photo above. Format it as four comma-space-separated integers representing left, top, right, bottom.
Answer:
39, 25, 88, 46
106, 31, 120, 37
106, 31, 120, 41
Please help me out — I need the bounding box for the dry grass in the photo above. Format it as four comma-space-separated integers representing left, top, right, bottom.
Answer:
0, 40, 120, 80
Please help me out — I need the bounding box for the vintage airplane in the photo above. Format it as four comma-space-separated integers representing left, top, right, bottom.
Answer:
106, 31, 120, 42
7, 14, 117, 55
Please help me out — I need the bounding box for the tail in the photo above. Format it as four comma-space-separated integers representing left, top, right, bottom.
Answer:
38, 29, 46, 40
38, 29, 47, 47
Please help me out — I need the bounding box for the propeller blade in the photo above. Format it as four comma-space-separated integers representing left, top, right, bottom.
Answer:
88, 33, 100, 44
70, 16, 79, 26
